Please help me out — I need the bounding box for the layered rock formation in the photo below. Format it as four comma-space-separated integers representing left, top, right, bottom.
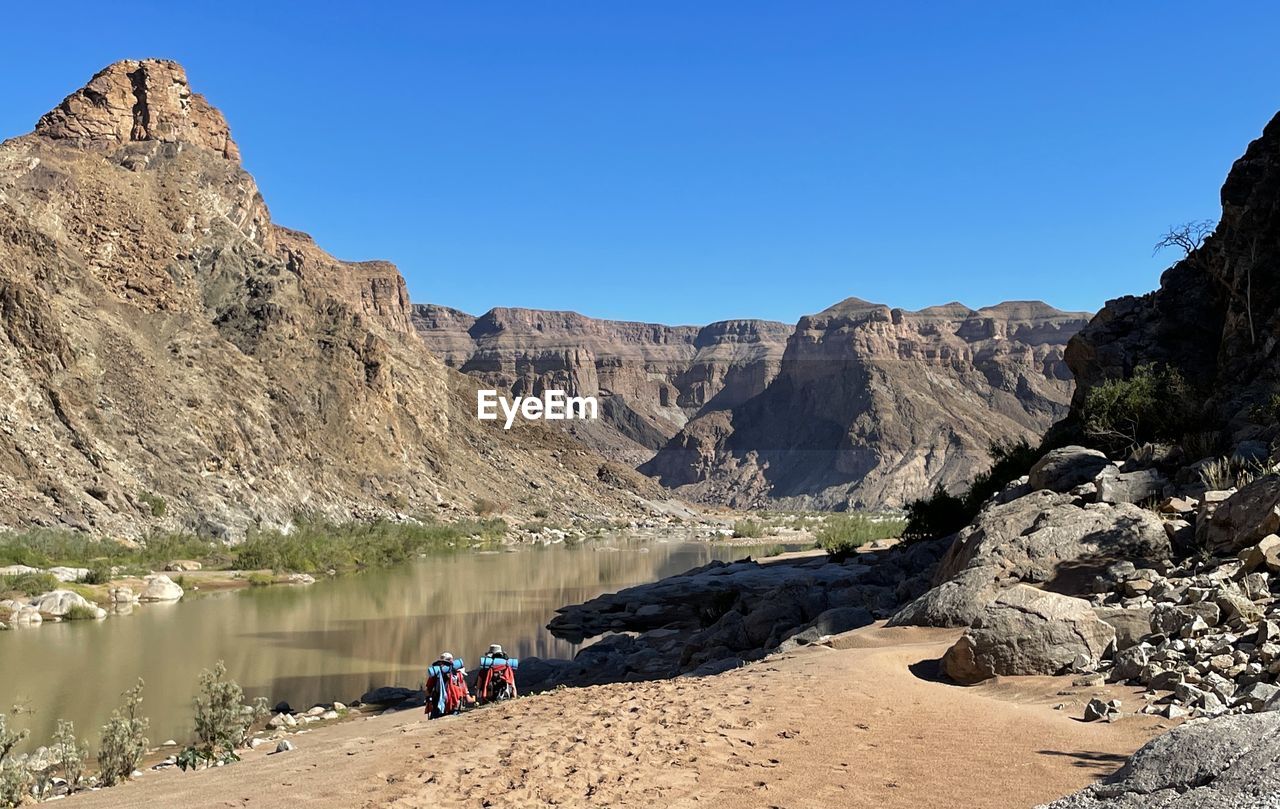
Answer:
642, 298, 1091, 509
0, 59, 660, 538
411, 304, 791, 465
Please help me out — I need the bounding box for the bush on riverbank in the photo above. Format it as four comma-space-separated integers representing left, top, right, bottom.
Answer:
0, 530, 220, 572
0, 571, 60, 599
732, 519, 764, 538
181, 661, 268, 770
97, 680, 148, 788
234, 517, 508, 573
816, 514, 907, 557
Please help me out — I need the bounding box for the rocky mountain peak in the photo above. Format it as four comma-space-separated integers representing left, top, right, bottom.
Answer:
35, 59, 239, 161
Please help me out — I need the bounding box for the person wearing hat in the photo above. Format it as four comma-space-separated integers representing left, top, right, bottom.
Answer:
476, 643, 518, 704
425, 650, 473, 719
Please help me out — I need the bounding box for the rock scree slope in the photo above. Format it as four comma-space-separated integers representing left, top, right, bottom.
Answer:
0, 59, 661, 538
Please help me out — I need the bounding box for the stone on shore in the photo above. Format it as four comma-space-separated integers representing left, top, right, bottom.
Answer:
32, 589, 106, 619
942, 586, 1116, 684
139, 574, 184, 602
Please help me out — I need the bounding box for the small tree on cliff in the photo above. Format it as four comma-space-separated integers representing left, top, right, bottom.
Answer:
1153, 220, 1214, 259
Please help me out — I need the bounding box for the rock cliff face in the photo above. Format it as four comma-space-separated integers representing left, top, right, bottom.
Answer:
642, 298, 1090, 509
1066, 111, 1280, 442
411, 305, 791, 464
0, 59, 659, 538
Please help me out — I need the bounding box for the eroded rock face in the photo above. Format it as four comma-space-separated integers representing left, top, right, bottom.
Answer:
943, 586, 1115, 684
412, 305, 791, 465
36, 59, 239, 160
0, 61, 659, 537
642, 299, 1090, 509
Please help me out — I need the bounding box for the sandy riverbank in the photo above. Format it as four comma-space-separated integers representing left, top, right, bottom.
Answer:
63, 622, 1171, 809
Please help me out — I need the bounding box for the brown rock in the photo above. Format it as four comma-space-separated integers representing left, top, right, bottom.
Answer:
642, 299, 1090, 509
0, 61, 660, 537
942, 586, 1116, 684
36, 59, 239, 161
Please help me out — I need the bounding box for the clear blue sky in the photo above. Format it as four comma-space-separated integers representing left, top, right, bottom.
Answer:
2, 3, 1278, 325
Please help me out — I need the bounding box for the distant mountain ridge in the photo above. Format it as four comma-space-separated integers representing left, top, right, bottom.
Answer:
413, 299, 1091, 508
411, 304, 792, 465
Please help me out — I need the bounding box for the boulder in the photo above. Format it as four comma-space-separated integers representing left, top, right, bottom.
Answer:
1240, 533, 1280, 573
891, 490, 1170, 627
1198, 476, 1280, 554
779, 606, 874, 647
942, 586, 1116, 684
887, 565, 1005, 627
108, 586, 135, 604
1094, 608, 1153, 650
32, 590, 103, 619
358, 686, 416, 706
139, 574, 184, 602
1094, 468, 1167, 505
1038, 712, 1280, 808
1028, 446, 1112, 493
47, 567, 90, 582
165, 560, 203, 572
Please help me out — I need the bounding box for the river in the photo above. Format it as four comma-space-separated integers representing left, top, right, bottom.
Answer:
0, 537, 775, 751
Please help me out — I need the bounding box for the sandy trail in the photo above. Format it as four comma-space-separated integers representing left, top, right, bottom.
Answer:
67, 624, 1171, 809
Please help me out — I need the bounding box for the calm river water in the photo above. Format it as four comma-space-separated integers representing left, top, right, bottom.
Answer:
0, 538, 769, 750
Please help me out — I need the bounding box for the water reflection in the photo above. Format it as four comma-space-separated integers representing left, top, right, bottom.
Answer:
0, 538, 768, 749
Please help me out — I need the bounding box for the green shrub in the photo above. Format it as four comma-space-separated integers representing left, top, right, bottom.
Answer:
137, 492, 167, 519
903, 438, 1042, 541
732, 519, 764, 539
0, 529, 217, 570
532, 508, 550, 519
52, 720, 87, 794
245, 572, 274, 587
64, 604, 100, 621
0, 711, 30, 809
97, 680, 148, 788
187, 661, 267, 768
79, 564, 112, 585
0, 571, 59, 597
235, 518, 508, 573
903, 486, 970, 541
1082, 363, 1200, 452
816, 514, 907, 557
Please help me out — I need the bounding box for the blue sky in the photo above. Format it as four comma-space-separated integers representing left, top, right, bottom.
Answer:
2, 3, 1278, 324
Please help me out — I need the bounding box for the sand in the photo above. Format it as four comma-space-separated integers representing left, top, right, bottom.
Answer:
65, 624, 1171, 809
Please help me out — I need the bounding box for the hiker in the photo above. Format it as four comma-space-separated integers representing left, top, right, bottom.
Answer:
425, 651, 474, 719
475, 643, 519, 705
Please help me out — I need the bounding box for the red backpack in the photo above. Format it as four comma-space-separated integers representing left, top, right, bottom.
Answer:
425, 659, 470, 718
